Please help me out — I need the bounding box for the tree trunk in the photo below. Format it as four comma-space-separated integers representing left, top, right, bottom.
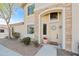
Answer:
7, 23, 11, 39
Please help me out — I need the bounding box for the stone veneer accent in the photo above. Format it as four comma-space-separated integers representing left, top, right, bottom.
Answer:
65, 4, 72, 51
34, 3, 72, 51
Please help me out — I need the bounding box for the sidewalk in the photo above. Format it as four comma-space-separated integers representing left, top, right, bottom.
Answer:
0, 44, 21, 56
35, 44, 57, 56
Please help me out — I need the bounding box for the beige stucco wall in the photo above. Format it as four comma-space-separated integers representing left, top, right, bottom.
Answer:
0, 26, 8, 38
35, 3, 56, 11
12, 24, 25, 39
65, 4, 72, 51
24, 4, 35, 41
72, 3, 79, 53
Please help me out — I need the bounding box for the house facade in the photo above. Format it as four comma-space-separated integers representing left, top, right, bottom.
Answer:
22, 3, 72, 51
0, 25, 8, 38
22, 3, 79, 54
0, 3, 79, 54
0, 22, 25, 39
10, 22, 25, 39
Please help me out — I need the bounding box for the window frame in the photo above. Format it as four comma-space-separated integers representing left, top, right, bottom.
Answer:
50, 12, 58, 20
0, 29, 4, 33
27, 25, 34, 34
28, 4, 35, 16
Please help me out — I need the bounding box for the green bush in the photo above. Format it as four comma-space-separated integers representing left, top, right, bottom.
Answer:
12, 32, 20, 39
12, 27, 20, 39
33, 40, 40, 47
22, 37, 31, 45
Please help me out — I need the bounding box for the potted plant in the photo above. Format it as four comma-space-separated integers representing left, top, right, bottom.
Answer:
43, 37, 48, 44
33, 40, 40, 47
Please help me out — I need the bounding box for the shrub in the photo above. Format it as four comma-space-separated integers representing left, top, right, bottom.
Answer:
33, 40, 40, 47
12, 32, 20, 39
22, 37, 31, 45
12, 27, 20, 39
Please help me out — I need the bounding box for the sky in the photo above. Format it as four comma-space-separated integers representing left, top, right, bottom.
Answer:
0, 4, 24, 25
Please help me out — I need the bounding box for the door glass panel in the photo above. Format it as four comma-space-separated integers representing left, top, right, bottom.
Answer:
43, 24, 47, 35
50, 12, 58, 20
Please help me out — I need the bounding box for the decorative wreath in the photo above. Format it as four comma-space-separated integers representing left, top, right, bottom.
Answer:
52, 25, 56, 30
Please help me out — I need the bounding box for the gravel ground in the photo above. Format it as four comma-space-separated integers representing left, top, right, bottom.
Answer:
0, 39, 41, 56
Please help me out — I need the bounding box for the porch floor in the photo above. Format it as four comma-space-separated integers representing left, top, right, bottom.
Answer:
35, 44, 57, 56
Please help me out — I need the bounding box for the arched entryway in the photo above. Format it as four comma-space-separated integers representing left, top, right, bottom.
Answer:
39, 8, 66, 49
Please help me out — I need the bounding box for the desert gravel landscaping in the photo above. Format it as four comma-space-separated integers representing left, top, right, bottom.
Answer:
0, 39, 41, 56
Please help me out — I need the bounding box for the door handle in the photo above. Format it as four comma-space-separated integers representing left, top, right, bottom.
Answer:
56, 34, 58, 39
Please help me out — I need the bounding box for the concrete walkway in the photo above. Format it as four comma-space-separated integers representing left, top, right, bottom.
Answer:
0, 44, 21, 56
35, 44, 57, 56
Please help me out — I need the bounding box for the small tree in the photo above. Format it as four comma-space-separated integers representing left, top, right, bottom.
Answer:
12, 27, 14, 35
0, 4, 14, 39
12, 27, 20, 39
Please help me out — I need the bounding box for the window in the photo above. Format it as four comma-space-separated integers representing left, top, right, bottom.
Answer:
50, 12, 58, 20
0, 29, 4, 33
43, 24, 47, 35
27, 25, 34, 34
28, 4, 35, 15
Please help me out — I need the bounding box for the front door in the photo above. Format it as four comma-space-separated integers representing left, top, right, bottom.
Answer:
50, 22, 60, 42
39, 9, 64, 48
49, 12, 62, 44
40, 12, 62, 45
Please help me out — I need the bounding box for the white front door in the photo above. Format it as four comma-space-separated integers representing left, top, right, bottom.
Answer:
49, 12, 62, 45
